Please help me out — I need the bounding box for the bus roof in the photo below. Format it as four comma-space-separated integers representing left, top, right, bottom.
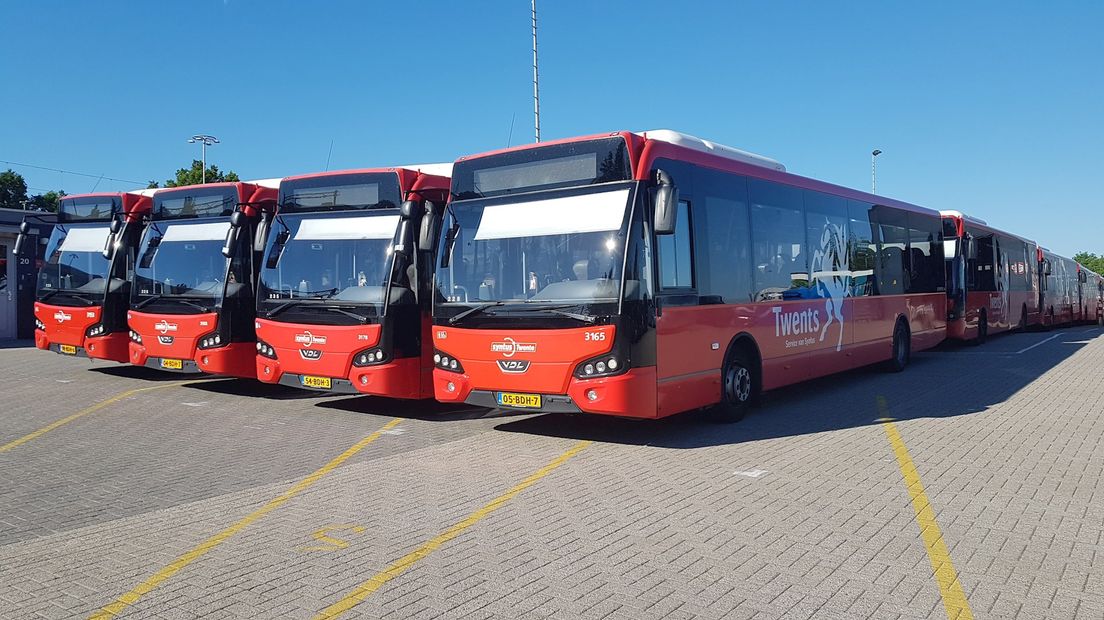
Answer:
636, 129, 785, 172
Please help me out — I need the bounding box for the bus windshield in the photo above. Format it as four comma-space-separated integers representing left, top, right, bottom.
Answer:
37, 223, 113, 304
132, 219, 237, 308
436, 184, 633, 307
257, 211, 403, 319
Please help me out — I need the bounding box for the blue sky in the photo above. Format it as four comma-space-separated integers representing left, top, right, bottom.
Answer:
2, 1, 1100, 256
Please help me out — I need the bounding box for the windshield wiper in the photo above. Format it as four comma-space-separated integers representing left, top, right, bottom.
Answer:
39, 289, 96, 305
514, 302, 599, 324
448, 301, 506, 325
133, 294, 210, 312
324, 306, 368, 323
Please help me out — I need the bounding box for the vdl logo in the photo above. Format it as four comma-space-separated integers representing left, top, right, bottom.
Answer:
490, 337, 536, 358
299, 349, 323, 361
158, 335, 174, 345
54, 311, 72, 323
294, 331, 328, 348
496, 359, 530, 374
155, 320, 178, 335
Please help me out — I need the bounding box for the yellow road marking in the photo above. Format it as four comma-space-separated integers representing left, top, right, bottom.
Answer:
90, 417, 404, 620
314, 439, 592, 620
0, 383, 187, 453
878, 396, 973, 620
300, 525, 367, 552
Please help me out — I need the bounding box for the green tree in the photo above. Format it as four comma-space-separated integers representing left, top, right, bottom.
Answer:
1074, 252, 1104, 274
0, 169, 29, 209
160, 159, 241, 188
27, 190, 67, 212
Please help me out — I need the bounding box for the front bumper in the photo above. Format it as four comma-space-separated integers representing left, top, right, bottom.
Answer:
257, 355, 428, 398
129, 342, 257, 377
433, 366, 658, 418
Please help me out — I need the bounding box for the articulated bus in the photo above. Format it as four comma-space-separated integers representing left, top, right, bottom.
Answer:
253, 166, 451, 396
430, 130, 948, 421
940, 210, 1040, 343
127, 181, 279, 376
20, 191, 153, 361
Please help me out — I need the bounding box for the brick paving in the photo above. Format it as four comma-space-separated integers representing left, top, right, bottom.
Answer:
0, 326, 1101, 619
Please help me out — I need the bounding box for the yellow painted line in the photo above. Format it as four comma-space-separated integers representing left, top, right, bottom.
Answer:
90, 417, 404, 620
0, 382, 187, 453
877, 396, 973, 620
314, 439, 592, 620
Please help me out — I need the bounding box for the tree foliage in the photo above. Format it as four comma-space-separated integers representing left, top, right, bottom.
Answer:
0, 169, 29, 209
1074, 252, 1104, 275
148, 160, 240, 188
27, 190, 67, 212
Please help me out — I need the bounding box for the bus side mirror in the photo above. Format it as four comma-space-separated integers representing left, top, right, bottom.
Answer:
230, 210, 247, 227
109, 218, 122, 234
418, 202, 439, 253
13, 221, 30, 256
653, 169, 679, 235
222, 227, 240, 259
400, 199, 417, 219
1044, 261, 1052, 275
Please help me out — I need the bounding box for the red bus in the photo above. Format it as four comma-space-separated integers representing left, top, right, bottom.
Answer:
127, 181, 278, 376
1038, 249, 1085, 328
253, 166, 451, 396
1075, 263, 1102, 325
940, 210, 1040, 343
21, 192, 153, 361
430, 130, 948, 421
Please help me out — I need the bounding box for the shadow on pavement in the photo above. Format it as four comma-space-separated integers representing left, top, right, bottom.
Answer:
180, 377, 333, 400
314, 395, 502, 422
90, 365, 219, 383
493, 325, 1101, 449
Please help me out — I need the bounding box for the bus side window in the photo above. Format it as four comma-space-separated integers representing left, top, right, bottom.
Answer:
657, 200, 693, 289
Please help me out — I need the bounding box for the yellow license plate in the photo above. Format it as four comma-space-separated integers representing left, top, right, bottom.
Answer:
160, 358, 183, 370
59, 344, 77, 355
496, 392, 542, 408
301, 375, 332, 389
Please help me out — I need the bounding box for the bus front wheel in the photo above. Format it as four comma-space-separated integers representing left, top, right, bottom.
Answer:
972, 310, 988, 346
709, 354, 757, 423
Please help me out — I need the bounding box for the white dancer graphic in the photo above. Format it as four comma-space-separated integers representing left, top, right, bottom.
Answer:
810, 219, 850, 351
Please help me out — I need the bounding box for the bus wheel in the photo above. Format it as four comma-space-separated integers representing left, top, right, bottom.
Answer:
710, 354, 756, 423
1018, 305, 1028, 332
885, 320, 910, 373
972, 310, 988, 346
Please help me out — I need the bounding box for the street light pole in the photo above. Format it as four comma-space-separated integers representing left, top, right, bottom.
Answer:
532, 0, 540, 143
871, 149, 882, 194
188, 134, 220, 184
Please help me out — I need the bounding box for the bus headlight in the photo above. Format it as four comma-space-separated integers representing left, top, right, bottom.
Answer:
256, 340, 277, 359
197, 333, 223, 349
433, 349, 464, 373
86, 324, 107, 337
129, 330, 143, 343
35, 318, 46, 331
352, 348, 388, 367
573, 352, 626, 379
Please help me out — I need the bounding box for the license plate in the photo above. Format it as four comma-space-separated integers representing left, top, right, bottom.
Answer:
59, 344, 77, 355
160, 358, 183, 370
301, 375, 332, 389
496, 392, 542, 408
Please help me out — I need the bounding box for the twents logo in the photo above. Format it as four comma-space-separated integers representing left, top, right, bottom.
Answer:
54, 311, 72, 323
490, 337, 536, 358
155, 320, 178, 335
294, 331, 328, 348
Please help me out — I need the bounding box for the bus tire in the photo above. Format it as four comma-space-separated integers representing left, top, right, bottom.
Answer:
1018, 305, 1028, 332
885, 319, 910, 373
972, 310, 988, 346
709, 352, 757, 424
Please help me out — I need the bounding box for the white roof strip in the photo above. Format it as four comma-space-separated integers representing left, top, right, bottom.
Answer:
639, 129, 785, 171
473, 189, 629, 241
161, 221, 231, 242
294, 215, 400, 240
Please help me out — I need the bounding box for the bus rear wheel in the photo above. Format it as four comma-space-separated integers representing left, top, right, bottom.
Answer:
1018, 305, 1028, 331
709, 354, 756, 423
972, 310, 988, 346
885, 320, 910, 373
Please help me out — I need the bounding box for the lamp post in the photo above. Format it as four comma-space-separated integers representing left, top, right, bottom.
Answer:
871, 149, 882, 194
188, 134, 220, 184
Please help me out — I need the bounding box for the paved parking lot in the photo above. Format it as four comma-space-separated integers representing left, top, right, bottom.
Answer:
1, 325, 1102, 619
